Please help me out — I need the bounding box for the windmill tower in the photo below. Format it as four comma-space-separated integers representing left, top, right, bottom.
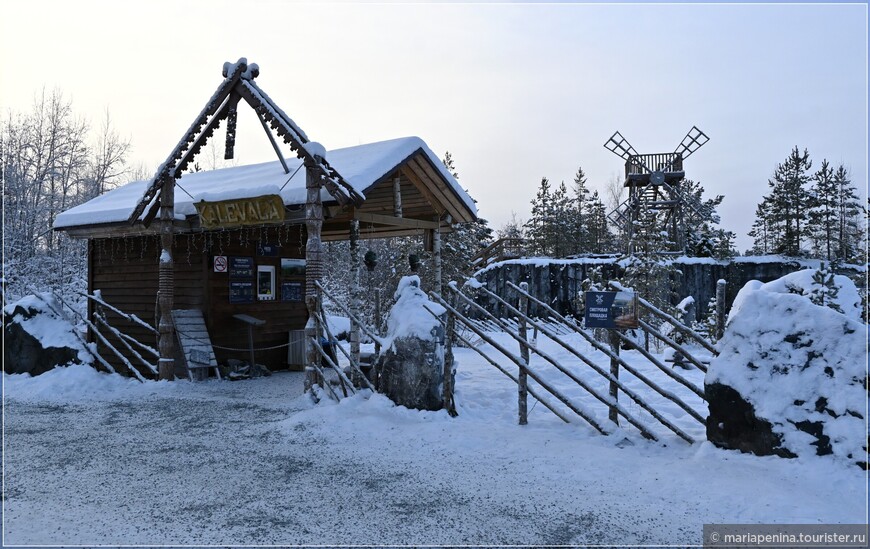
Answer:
604, 127, 711, 254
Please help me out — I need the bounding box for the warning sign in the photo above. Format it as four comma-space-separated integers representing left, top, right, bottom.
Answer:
213, 255, 228, 273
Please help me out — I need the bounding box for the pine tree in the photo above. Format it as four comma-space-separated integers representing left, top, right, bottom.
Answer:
681, 179, 735, 258
808, 262, 842, 313
551, 180, 575, 257
440, 151, 492, 285
748, 198, 774, 255
832, 165, 864, 264
571, 166, 591, 253
765, 147, 814, 256
808, 159, 837, 261
497, 212, 525, 240
585, 190, 610, 253
525, 177, 553, 256
442, 150, 459, 179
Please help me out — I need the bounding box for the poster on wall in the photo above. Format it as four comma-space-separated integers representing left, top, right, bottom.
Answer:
281, 281, 303, 302
229, 281, 254, 303
281, 258, 306, 277
229, 256, 254, 279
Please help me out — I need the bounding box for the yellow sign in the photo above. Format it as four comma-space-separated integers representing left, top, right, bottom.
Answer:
195, 194, 285, 229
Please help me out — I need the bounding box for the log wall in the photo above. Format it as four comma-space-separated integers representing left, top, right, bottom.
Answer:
473, 257, 865, 321
90, 225, 310, 377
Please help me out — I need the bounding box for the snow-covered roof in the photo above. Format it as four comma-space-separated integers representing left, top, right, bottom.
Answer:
54, 136, 476, 230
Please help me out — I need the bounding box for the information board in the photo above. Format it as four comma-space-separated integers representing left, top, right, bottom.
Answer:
281, 281, 303, 302
229, 256, 254, 279
584, 291, 638, 329
229, 280, 254, 303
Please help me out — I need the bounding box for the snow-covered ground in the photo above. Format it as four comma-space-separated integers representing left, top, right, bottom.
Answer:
3, 330, 866, 545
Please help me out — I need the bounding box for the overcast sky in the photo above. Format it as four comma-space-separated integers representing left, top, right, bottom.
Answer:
2, 1, 867, 252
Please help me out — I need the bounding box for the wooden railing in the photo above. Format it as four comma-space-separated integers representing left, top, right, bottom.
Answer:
626, 152, 683, 177
470, 238, 526, 268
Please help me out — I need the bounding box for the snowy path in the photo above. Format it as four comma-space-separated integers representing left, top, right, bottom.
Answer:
3, 343, 866, 545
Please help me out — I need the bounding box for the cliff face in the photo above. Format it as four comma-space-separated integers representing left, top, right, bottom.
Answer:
473, 256, 864, 321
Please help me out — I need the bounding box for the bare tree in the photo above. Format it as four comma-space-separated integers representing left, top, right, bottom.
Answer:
1, 90, 129, 310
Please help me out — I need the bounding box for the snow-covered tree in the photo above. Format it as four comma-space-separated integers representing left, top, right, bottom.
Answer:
496, 211, 525, 240
524, 177, 554, 256
681, 179, 736, 258
1, 89, 129, 310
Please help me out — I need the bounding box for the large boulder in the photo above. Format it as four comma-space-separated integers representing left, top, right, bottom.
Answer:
3, 294, 91, 376
706, 276, 867, 468
376, 276, 448, 411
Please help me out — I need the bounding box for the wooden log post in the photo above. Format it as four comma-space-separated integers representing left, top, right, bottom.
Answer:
304, 157, 324, 393
158, 176, 176, 380
373, 288, 382, 356
608, 330, 620, 425
443, 292, 457, 416
715, 279, 726, 341
349, 218, 362, 378
517, 282, 530, 425
433, 220, 442, 296
393, 176, 402, 218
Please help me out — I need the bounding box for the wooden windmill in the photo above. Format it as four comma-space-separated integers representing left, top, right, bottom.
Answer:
604, 127, 711, 253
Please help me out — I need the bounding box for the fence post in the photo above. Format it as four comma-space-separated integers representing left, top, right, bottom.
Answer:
715, 279, 726, 341
517, 282, 530, 425
349, 219, 361, 377
443, 292, 457, 415
609, 330, 620, 425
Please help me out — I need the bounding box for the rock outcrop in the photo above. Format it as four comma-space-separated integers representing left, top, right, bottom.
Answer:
3, 294, 90, 376
705, 280, 866, 468
376, 276, 448, 411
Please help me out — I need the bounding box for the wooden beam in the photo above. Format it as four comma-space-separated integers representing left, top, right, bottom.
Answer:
253, 105, 290, 174
323, 227, 424, 241
172, 92, 242, 178
409, 154, 471, 223
354, 212, 439, 229
399, 164, 444, 216
128, 60, 248, 225
393, 176, 403, 217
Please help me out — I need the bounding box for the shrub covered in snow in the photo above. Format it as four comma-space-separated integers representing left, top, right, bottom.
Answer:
707, 278, 867, 468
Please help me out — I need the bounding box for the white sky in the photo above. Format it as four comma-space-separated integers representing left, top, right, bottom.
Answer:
1, 1, 867, 252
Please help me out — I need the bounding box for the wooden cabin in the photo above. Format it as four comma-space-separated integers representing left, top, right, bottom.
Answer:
54, 136, 477, 378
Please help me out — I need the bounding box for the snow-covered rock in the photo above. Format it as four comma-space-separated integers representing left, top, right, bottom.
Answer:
728, 267, 862, 323
706, 280, 867, 468
3, 294, 93, 376
377, 276, 448, 411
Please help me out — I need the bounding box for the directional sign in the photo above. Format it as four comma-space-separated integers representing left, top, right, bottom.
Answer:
584, 291, 638, 330
213, 255, 228, 273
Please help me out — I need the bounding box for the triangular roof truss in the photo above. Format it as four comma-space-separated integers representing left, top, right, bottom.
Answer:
128, 57, 363, 227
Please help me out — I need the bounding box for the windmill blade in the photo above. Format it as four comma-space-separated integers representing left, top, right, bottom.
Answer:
604, 131, 639, 161
674, 126, 709, 160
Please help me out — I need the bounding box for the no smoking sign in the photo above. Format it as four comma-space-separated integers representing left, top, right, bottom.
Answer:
213, 255, 228, 273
